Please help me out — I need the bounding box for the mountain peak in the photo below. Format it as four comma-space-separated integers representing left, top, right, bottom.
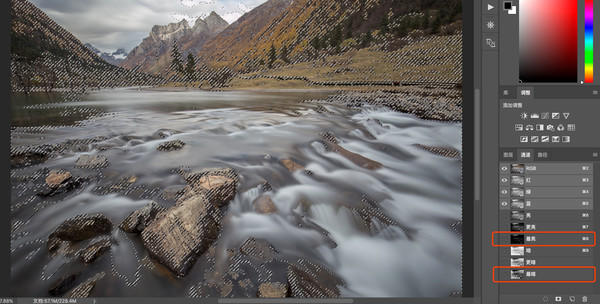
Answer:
204, 11, 228, 34
149, 19, 192, 42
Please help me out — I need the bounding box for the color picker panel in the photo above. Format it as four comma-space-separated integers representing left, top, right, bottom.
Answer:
585, 0, 594, 83
519, 0, 578, 83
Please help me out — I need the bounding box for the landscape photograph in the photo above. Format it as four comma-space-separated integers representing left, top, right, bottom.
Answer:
10, 0, 463, 298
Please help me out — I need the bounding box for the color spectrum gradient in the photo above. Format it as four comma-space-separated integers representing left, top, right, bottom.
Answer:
585, 0, 594, 83
520, 0, 578, 83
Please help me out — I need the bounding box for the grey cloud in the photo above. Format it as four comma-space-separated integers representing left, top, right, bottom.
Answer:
29, 0, 266, 52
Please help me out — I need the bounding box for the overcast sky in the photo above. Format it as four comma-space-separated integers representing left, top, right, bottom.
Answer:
29, 0, 267, 53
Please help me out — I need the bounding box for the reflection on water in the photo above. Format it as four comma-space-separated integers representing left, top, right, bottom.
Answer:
10, 88, 462, 297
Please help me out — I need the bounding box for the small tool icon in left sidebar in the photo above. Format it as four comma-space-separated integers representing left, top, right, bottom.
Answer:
483, 34, 498, 50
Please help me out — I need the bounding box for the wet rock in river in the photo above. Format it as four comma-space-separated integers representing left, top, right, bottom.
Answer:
258, 282, 288, 298
414, 144, 461, 158
47, 214, 113, 251
38, 176, 87, 198
157, 139, 186, 151
10, 149, 51, 168
48, 273, 80, 296
319, 132, 382, 170
119, 201, 166, 233
65, 272, 105, 298
279, 158, 305, 173
45, 170, 72, 188
183, 167, 238, 206
328, 141, 382, 170
141, 193, 221, 276
287, 260, 344, 298
252, 195, 278, 214
77, 238, 115, 264
108, 175, 138, 192
74, 154, 109, 169
47, 237, 64, 252
153, 128, 182, 139
141, 168, 238, 276
239, 237, 277, 263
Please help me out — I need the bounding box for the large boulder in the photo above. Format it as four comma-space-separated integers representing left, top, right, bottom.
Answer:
141, 168, 238, 276
47, 214, 113, 251
119, 201, 166, 233
141, 194, 221, 276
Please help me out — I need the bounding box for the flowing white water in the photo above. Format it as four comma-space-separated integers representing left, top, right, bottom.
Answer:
11, 88, 462, 297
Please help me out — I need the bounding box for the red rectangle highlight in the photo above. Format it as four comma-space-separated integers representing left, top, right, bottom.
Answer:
492, 231, 596, 247
493, 266, 596, 283
520, 0, 578, 82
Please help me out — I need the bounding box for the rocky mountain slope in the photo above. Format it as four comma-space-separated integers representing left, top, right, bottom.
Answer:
195, 0, 461, 72
119, 12, 228, 75
10, 0, 162, 93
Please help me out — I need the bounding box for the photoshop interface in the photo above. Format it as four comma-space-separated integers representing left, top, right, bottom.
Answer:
3, 0, 600, 303
479, 0, 600, 303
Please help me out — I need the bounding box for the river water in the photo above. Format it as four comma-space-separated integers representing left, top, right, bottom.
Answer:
10, 88, 462, 297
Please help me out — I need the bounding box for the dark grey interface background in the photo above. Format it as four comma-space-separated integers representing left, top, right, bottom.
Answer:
480, 0, 600, 303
